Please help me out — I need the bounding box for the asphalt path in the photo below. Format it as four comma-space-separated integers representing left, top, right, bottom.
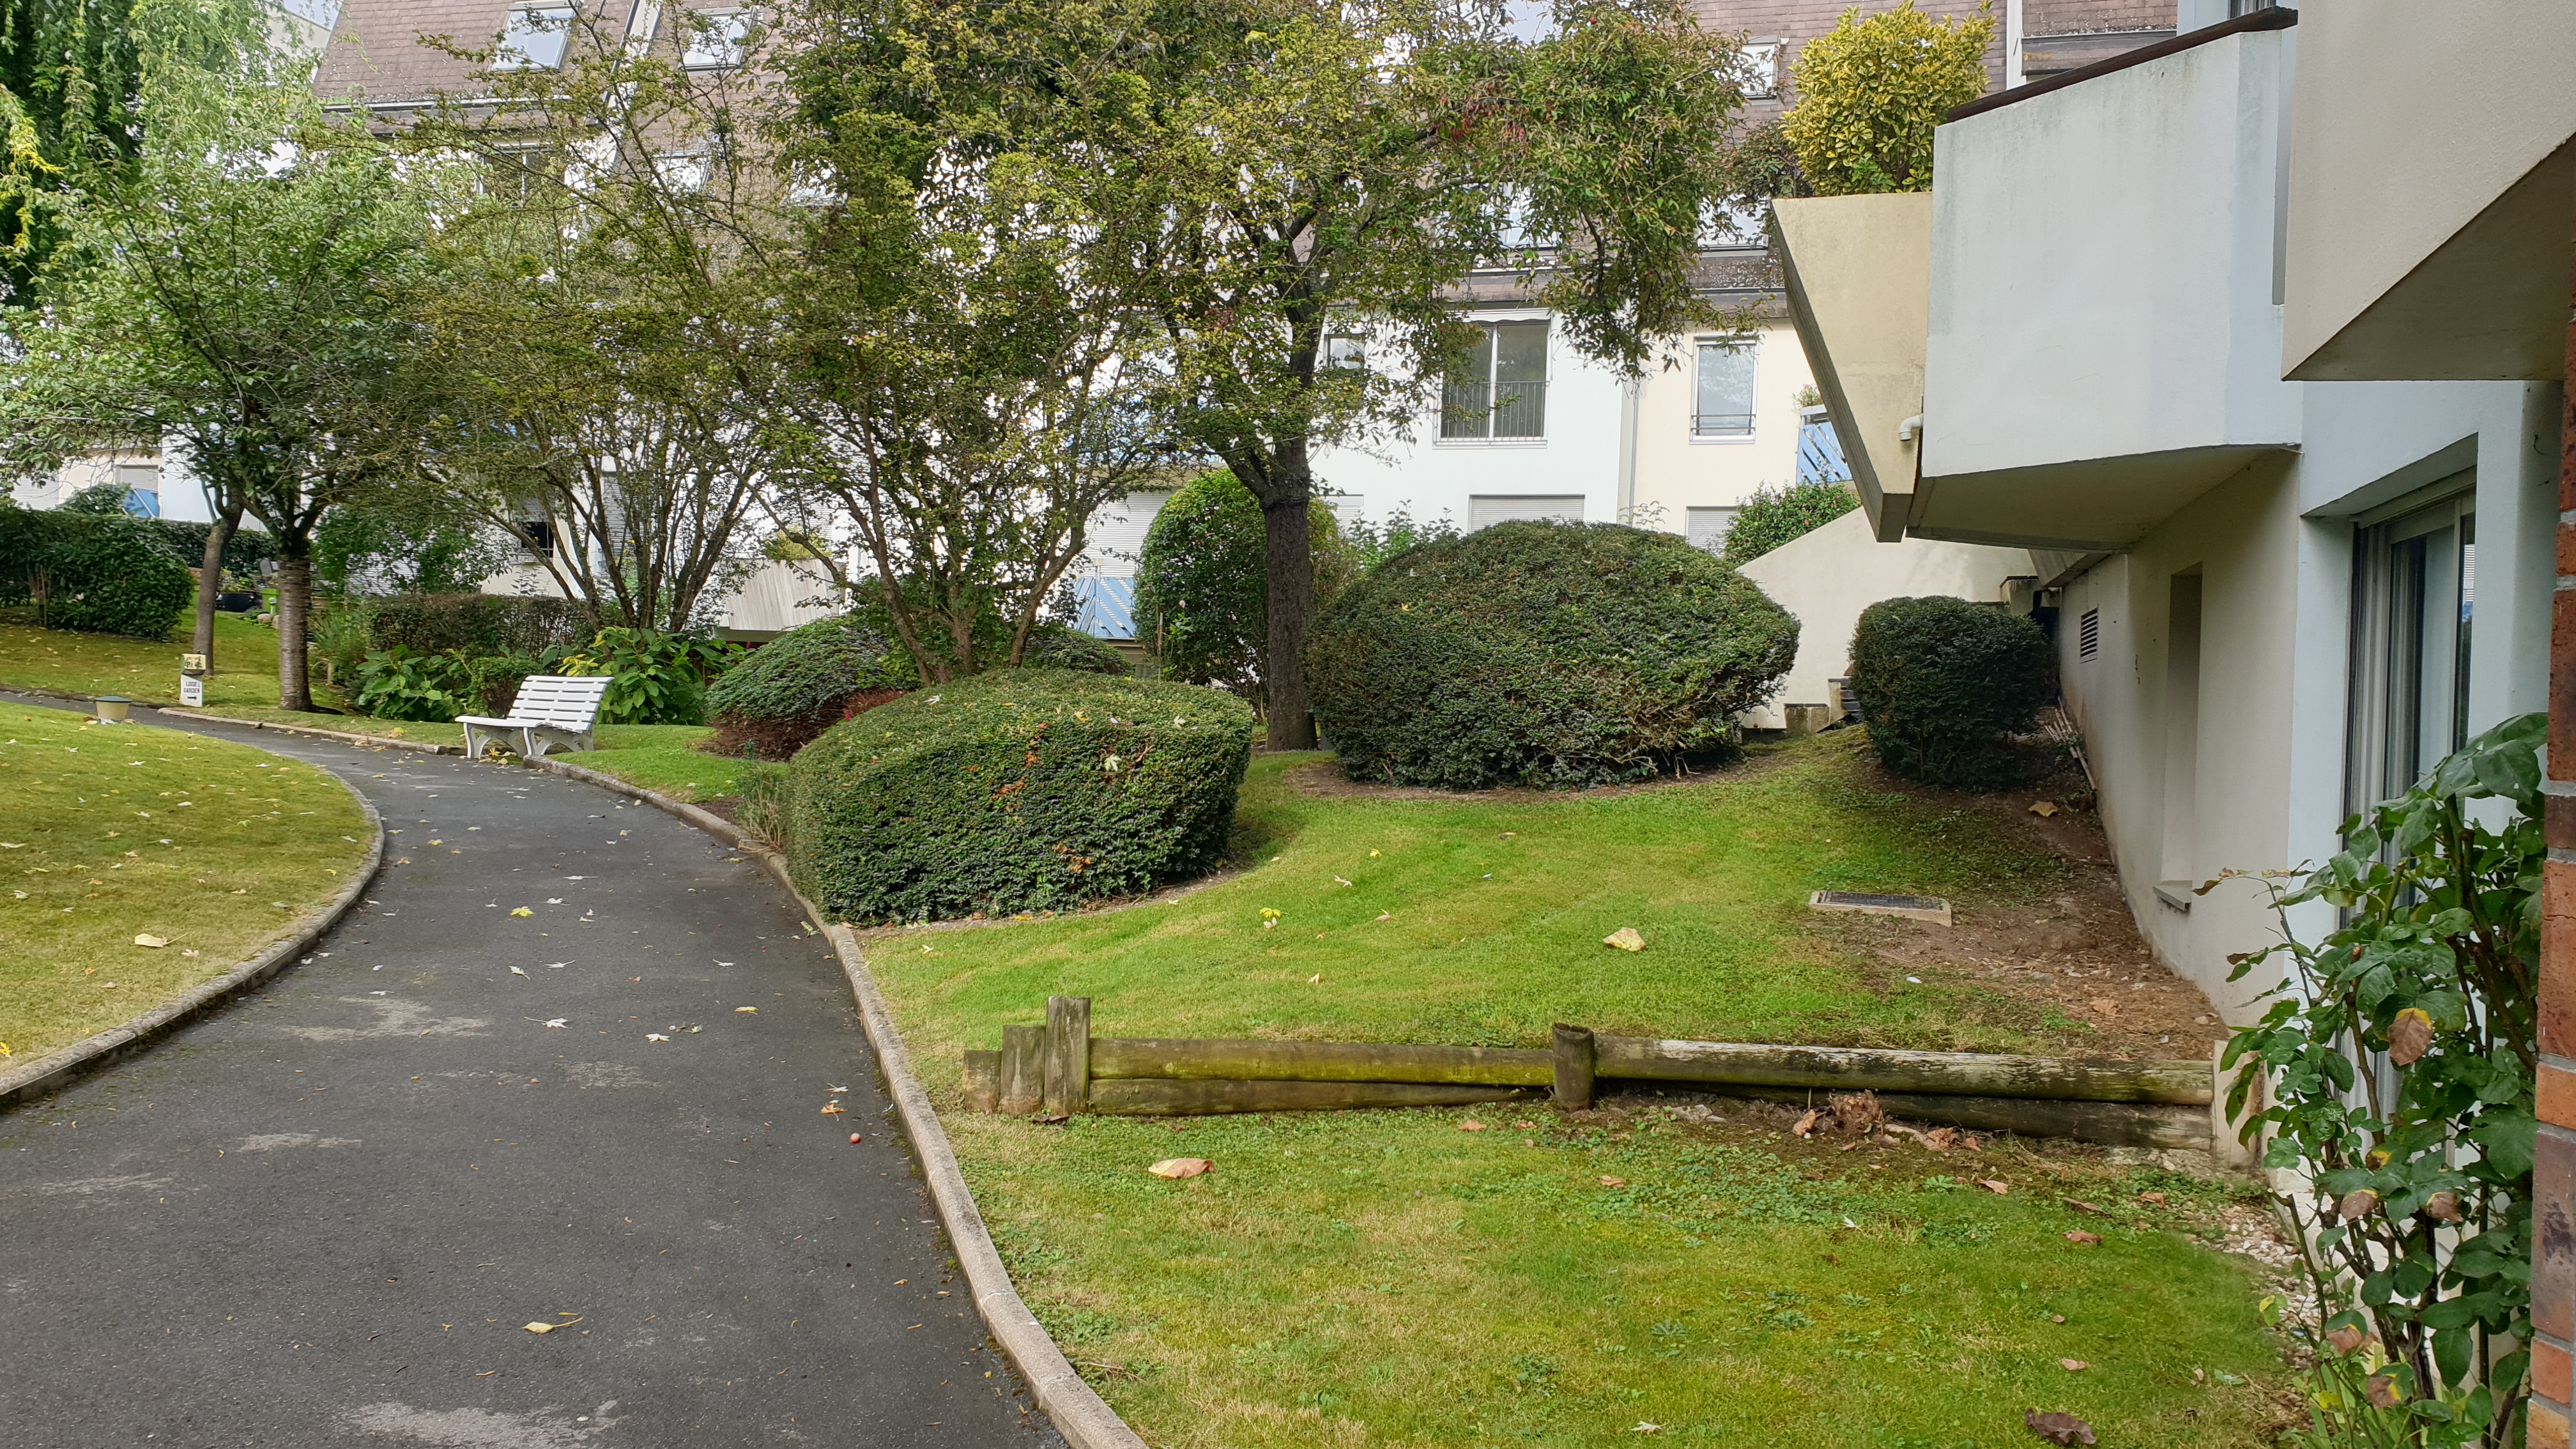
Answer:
1, 700, 1059, 1448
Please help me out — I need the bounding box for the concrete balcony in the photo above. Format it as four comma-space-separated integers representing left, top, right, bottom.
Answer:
2281, 0, 2576, 383
1909, 17, 2303, 551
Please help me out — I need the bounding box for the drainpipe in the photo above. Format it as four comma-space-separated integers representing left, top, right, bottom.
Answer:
2005, 0, 2025, 87
1616, 375, 1640, 523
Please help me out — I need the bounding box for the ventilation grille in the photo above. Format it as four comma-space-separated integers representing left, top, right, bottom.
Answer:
2078, 608, 2100, 659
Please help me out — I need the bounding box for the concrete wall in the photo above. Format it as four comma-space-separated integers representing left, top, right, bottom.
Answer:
1770, 193, 1933, 539
1917, 25, 2299, 548
1735, 509, 2032, 730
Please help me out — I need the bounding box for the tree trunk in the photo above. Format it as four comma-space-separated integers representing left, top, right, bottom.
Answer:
275, 555, 314, 712
190, 503, 240, 670
1260, 490, 1317, 751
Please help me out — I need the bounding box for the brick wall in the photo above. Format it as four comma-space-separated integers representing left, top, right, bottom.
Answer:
2026, 0, 2174, 36
2536, 205, 2576, 1449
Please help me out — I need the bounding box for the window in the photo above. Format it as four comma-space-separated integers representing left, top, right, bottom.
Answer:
1685, 507, 1737, 554
1468, 495, 1583, 531
680, 8, 751, 68
1324, 335, 1368, 372
2076, 608, 2099, 659
116, 463, 160, 519
519, 518, 555, 557
1739, 40, 1782, 100
652, 150, 709, 194
2347, 484, 2475, 815
1441, 320, 1547, 440
495, 4, 576, 70
1694, 337, 1756, 438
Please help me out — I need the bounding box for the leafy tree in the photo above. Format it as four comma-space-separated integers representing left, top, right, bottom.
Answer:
1131, 469, 1353, 710
1779, 1, 1993, 195
1342, 504, 1463, 571
0, 72, 445, 709
312, 503, 509, 599
401, 14, 776, 635
889, 0, 1751, 747
1721, 478, 1858, 564
762, 0, 1185, 685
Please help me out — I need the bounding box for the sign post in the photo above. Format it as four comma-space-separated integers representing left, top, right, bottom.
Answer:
180, 653, 208, 709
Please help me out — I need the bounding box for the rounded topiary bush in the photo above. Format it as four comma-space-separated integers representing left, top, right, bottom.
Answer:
781, 669, 1254, 923
21, 513, 194, 638
704, 613, 914, 760
1021, 623, 1133, 677
1303, 521, 1799, 789
1849, 595, 2054, 789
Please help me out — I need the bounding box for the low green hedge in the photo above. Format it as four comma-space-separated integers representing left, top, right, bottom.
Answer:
1303, 521, 1799, 788
360, 593, 592, 659
0, 504, 194, 638
781, 668, 1254, 923
1850, 595, 2054, 790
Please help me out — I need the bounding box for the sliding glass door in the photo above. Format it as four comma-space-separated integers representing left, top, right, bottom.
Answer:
2345, 480, 2475, 815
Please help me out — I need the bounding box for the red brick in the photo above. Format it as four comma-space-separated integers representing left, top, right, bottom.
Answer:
2547, 1064, 2576, 1133
2556, 591, 2576, 776
2548, 865, 2576, 1057
2536, 1401, 2573, 1449
2553, 795, 2576, 853
2538, 1338, 2575, 1411
2537, 1129, 2576, 1343
2558, 519, 2576, 579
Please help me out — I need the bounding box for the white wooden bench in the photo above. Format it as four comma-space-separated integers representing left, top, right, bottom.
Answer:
457, 675, 612, 760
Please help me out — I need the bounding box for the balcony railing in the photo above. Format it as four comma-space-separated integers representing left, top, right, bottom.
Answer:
1441, 380, 1548, 440
1692, 411, 1755, 438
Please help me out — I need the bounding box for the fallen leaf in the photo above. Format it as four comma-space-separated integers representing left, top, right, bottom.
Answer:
1459, 1119, 1489, 1132
1333, 875, 1353, 887
1631, 1426, 1660, 1436
1308, 973, 1322, 984
1790, 1110, 1820, 1138
2059, 1358, 2087, 1371
1148, 1158, 1211, 1179
1598, 1176, 1626, 1188
134, 933, 169, 948
1368, 849, 1381, 857
2028, 801, 2060, 817
2063, 1230, 2101, 1246
2023, 1409, 2096, 1445
510, 907, 533, 917
821, 1103, 845, 1116
1602, 927, 1646, 952
2137, 1191, 2168, 1206
2089, 998, 2118, 1016
542, 1018, 567, 1029
2062, 1199, 2101, 1214
2388, 1007, 2435, 1066
525, 1322, 556, 1333
735, 1006, 758, 1013
509, 965, 528, 977
1374, 912, 1390, 922
1979, 1179, 2010, 1195
646, 1033, 670, 1042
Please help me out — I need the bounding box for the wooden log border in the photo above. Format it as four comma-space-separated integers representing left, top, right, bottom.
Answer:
972, 999, 2226, 1151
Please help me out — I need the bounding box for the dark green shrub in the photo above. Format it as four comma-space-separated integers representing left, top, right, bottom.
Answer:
0, 505, 193, 638
360, 593, 592, 659
1848, 595, 2054, 789
1023, 623, 1132, 677
781, 670, 1254, 923
548, 627, 738, 726
1303, 521, 1799, 789
1131, 469, 1354, 706
1720, 479, 1858, 565
705, 613, 916, 760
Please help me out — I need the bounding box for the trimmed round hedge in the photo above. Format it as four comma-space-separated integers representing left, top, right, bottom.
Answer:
0, 507, 194, 638
781, 668, 1254, 923
1849, 595, 2054, 790
706, 613, 1132, 760
1303, 521, 1799, 789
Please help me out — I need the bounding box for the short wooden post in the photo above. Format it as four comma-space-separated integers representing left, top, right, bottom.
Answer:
999, 1025, 1044, 1115
962, 1050, 1002, 1113
1552, 1023, 1596, 1111
1043, 995, 1092, 1117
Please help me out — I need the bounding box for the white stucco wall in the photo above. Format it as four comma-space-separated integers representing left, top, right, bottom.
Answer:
1735, 509, 2033, 731
1630, 320, 1813, 537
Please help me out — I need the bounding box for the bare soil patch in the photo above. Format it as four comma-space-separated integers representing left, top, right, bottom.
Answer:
1814, 759, 2228, 1061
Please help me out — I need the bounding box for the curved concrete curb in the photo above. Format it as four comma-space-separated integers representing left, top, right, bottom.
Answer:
158, 707, 462, 755
0, 728, 387, 1113
526, 755, 1151, 1449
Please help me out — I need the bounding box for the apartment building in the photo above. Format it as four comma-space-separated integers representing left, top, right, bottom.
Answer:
1772, 5, 2564, 1039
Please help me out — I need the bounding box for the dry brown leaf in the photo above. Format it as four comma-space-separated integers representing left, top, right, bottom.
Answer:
2338, 1188, 2380, 1222
1598, 1176, 1627, 1188
1459, 1119, 1489, 1132
1979, 1178, 2010, 1195
133, 933, 169, 948
1147, 1158, 1211, 1179
2063, 1230, 2101, 1246
2059, 1358, 2087, 1372
2089, 998, 2118, 1016
820, 1103, 845, 1116
2326, 1323, 2370, 1355
2137, 1191, 2168, 1206
2421, 1191, 2465, 1223
2062, 1199, 2101, 1215
2388, 1008, 2435, 1066
2023, 1409, 2096, 1445
1790, 1110, 1820, 1138
2364, 1374, 2405, 1408
2028, 801, 2059, 817
525, 1322, 556, 1333
1602, 927, 1646, 953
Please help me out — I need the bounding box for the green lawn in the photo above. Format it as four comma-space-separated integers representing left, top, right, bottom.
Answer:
556, 724, 738, 803
0, 608, 282, 707
868, 740, 2291, 1448
0, 702, 371, 1062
